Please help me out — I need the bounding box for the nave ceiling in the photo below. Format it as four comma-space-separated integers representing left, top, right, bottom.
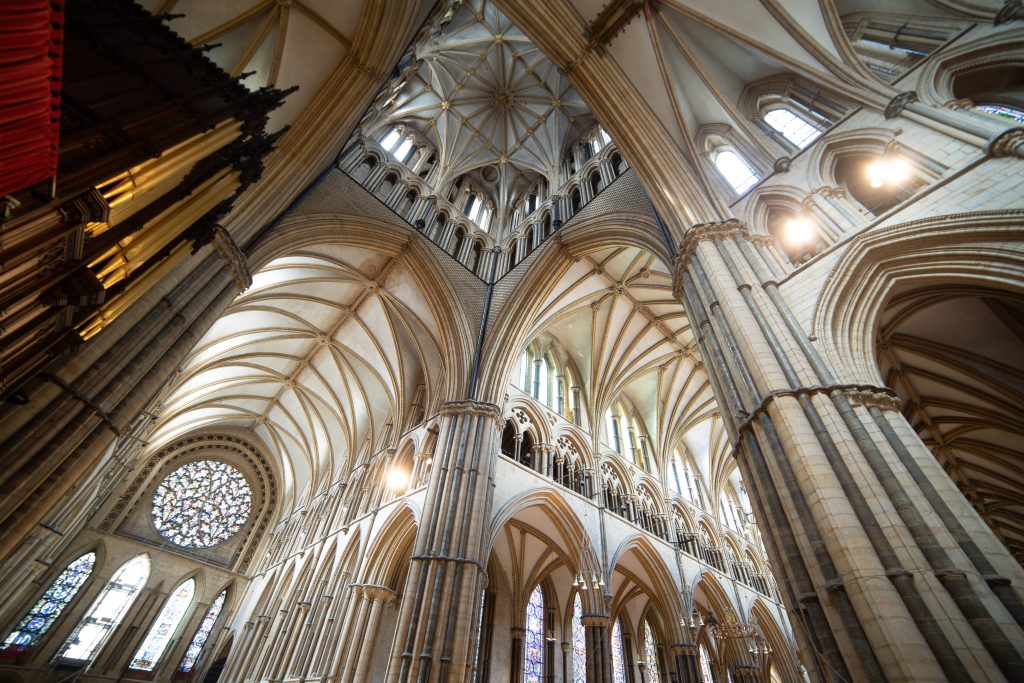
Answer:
147, 228, 473, 511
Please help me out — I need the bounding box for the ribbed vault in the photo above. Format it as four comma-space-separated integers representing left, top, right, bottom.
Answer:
878, 288, 1024, 561
489, 232, 718, 478
367, 0, 594, 232
149, 242, 456, 510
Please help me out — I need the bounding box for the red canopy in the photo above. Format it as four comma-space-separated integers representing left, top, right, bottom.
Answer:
0, 0, 63, 198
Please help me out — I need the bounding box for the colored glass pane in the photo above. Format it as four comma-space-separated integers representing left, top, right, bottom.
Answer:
611, 619, 626, 683
699, 643, 715, 683
644, 621, 660, 682
152, 460, 252, 548
572, 593, 586, 683
2, 552, 95, 651
523, 586, 544, 682
129, 578, 195, 671
976, 104, 1024, 124
56, 555, 150, 663
178, 589, 225, 673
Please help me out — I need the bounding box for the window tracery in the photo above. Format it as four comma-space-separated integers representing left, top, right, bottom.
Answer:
152, 460, 252, 549
128, 577, 195, 672
644, 620, 661, 682
56, 555, 150, 664
178, 589, 226, 673
572, 592, 586, 683
523, 585, 545, 682
2, 552, 95, 652
611, 619, 627, 683
976, 104, 1024, 124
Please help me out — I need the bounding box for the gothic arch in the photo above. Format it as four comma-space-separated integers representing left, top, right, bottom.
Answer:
814, 210, 1024, 384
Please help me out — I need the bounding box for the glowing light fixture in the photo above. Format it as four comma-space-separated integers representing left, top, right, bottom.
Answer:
783, 216, 815, 247
386, 468, 410, 490
866, 156, 911, 189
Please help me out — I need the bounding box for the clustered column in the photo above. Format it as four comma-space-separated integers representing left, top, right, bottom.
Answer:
387, 400, 501, 683
672, 219, 1024, 682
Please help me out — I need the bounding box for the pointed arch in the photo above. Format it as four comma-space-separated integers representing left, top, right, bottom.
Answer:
55, 554, 151, 664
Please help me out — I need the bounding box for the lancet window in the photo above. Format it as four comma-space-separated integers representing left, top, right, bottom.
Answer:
55, 555, 150, 664
763, 109, 821, 148
713, 150, 759, 194
2, 552, 96, 652
611, 619, 627, 683
128, 577, 195, 672
699, 643, 715, 683
178, 589, 226, 673
644, 620, 661, 682
572, 593, 586, 683
523, 585, 545, 682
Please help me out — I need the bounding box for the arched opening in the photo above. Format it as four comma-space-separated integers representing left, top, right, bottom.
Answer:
588, 170, 601, 196
570, 188, 581, 214
353, 155, 377, 183
952, 64, 1024, 121
452, 227, 466, 257
877, 286, 1024, 562
471, 241, 483, 272
611, 152, 625, 177
834, 152, 924, 216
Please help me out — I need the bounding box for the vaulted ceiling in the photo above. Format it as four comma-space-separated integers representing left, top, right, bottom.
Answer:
148, 242, 459, 510
507, 239, 720, 481
365, 0, 595, 230
879, 289, 1024, 562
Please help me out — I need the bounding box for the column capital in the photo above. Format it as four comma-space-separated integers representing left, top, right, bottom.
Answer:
357, 584, 398, 603
212, 225, 253, 292
986, 127, 1024, 158
440, 399, 503, 428
673, 219, 775, 291
884, 91, 918, 119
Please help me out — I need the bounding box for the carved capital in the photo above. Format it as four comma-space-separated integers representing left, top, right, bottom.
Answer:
441, 399, 504, 429
884, 91, 918, 119
673, 219, 750, 294
845, 388, 902, 411
212, 226, 252, 292
986, 128, 1024, 159
358, 584, 398, 603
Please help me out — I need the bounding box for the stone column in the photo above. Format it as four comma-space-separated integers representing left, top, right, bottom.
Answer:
349, 586, 398, 682
387, 400, 501, 683
671, 643, 699, 683
511, 626, 526, 681
584, 614, 613, 683
672, 219, 1024, 682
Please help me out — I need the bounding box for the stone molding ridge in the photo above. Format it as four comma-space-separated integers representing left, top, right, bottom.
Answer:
213, 225, 253, 292
440, 399, 504, 427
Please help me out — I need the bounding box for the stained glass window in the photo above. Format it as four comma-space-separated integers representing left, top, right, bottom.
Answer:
764, 109, 821, 148
129, 578, 195, 671
976, 104, 1024, 124
523, 585, 544, 683
644, 620, 661, 682
152, 460, 252, 548
179, 590, 226, 673
611, 619, 626, 683
56, 555, 150, 663
473, 589, 486, 683
2, 552, 96, 652
572, 593, 586, 683
699, 643, 715, 683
